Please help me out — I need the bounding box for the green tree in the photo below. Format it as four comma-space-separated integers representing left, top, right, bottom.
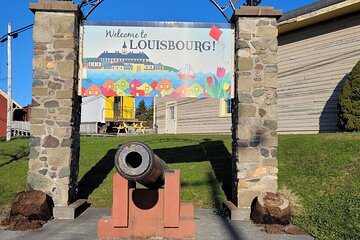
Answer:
135, 100, 153, 127
135, 100, 147, 120
338, 60, 360, 131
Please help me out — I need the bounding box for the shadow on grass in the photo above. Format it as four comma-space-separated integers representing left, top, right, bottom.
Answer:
77, 148, 117, 199
77, 139, 232, 204
0, 147, 29, 168
154, 139, 232, 202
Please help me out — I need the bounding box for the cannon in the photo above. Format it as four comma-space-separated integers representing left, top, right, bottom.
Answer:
99, 140, 195, 239
114, 141, 168, 189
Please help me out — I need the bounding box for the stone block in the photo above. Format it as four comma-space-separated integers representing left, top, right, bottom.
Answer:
238, 125, 253, 139
58, 166, 70, 178
264, 73, 277, 88
53, 183, 69, 206
237, 49, 251, 58
237, 57, 254, 71
238, 93, 253, 103
239, 104, 256, 117
239, 32, 251, 40
238, 20, 257, 32
237, 75, 253, 92
237, 189, 260, 208
223, 201, 251, 220
256, 19, 269, 26
268, 39, 278, 52
261, 157, 278, 167
51, 15, 75, 34
29, 160, 43, 170
58, 107, 72, 115
32, 88, 48, 96
34, 13, 50, 27
33, 58, 46, 69
263, 119, 277, 130
256, 26, 278, 38
49, 81, 63, 90
43, 135, 60, 148
251, 40, 267, 51
53, 39, 75, 49
264, 65, 278, 73
254, 167, 267, 177
57, 61, 75, 79
53, 127, 72, 138
261, 135, 278, 147
53, 199, 88, 219
56, 90, 73, 99
44, 100, 60, 108
252, 89, 266, 97
34, 70, 51, 80
33, 25, 52, 43
237, 147, 260, 163
267, 105, 277, 118
31, 108, 48, 118
29, 148, 40, 160
46, 61, 56, 69
31, 125, 46, 135
27, 172, 53, 192
48, 148, 71, 166
259, 52, 277, 64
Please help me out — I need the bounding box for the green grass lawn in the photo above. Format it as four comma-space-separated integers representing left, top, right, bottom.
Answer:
0, 133, 359, 239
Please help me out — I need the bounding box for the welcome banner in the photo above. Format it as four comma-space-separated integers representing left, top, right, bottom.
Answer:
80, 21, 234, 98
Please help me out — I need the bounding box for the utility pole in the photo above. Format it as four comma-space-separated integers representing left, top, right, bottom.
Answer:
6, 22, 12, 141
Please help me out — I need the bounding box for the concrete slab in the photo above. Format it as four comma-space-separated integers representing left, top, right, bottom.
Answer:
0, 208, 313, 240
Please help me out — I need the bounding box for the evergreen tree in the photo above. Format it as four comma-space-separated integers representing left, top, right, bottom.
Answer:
338, 60, 360, 131
135, 100, 154, 127
135, 100, 147, 121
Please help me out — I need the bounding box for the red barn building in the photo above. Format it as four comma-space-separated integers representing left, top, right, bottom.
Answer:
0, 89, 25, 137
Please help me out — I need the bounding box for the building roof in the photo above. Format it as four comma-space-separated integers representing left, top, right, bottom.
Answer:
83, 58, 102, 63
98, 52, 149, 60
0, 89, 22, 109
278, 0, 360, 34
279, 0, 345, 22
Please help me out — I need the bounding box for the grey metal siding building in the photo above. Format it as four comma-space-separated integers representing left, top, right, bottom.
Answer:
154, 0, 360, 134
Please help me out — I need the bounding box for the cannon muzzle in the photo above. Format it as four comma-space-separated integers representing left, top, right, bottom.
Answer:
114, 141, 167, 189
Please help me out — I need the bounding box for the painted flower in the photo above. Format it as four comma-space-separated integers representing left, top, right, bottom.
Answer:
206, 76, 213, 86
217, 67, 226, 79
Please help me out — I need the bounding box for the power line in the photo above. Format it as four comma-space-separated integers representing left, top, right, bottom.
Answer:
0, 24, 34, 43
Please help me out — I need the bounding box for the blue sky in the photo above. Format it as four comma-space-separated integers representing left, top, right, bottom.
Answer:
0, 0, 317, 107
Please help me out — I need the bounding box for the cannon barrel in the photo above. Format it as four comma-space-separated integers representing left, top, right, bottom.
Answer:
114, 141, 167, 189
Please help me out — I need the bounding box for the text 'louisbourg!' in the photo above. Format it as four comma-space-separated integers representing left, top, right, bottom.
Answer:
105, 29, 216, 52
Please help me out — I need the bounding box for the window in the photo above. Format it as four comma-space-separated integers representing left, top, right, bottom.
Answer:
226, 99, 232, 114
169, 106, 175, 120
220, 98, 232, 117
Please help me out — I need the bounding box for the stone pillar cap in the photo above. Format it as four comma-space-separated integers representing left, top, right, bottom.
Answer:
29, 0, 79, 14
231, 6, 282, 22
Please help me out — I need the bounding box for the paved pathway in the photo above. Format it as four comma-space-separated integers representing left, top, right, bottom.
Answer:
0, 208, 313, 240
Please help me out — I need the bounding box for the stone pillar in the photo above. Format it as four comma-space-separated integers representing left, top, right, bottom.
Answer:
228, 6, 282, 220
28, 0, 82, 218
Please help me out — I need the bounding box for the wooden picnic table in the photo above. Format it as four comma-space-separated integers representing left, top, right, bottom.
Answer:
113, 119, 146, 134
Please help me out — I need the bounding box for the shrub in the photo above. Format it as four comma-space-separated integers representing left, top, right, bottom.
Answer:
338, 60, 360, 131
